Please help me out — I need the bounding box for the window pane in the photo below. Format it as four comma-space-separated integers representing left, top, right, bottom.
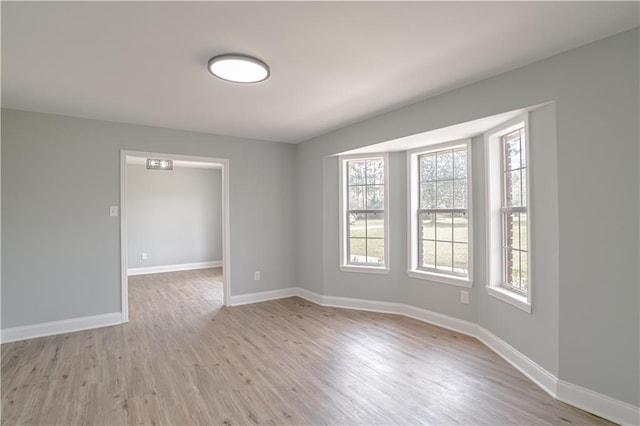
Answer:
453, 148, 467, 179
453, 212, 468, 243
366, 185, 384, 210
521, 168, 527, 208
505, 170, 522, 207
520, 251, 528, 290
349, 213, 365, 238
504, 211, 515, 249
366, 213, 384, 238
348, 185, 365, 210
436, 150, 453, 179
421, 212, 435, 240
504, 132, 521, 171
436, 241, 453, 271
453, 243, 468, 274
453, 179, 467, 209
349, 238, 366, 263
520, 130, 527, 165
420, 154, 436, 182
348, 161, 365, 185
507, 249, 521, 286
507, 211, 519, 250
519, 212, 528, 250
421, 239, 436, 269
436, 180, 453, 208
435, 212, 453, 242
367, 239, 385, 265
421, 181, 436, 209
367, 159, 384, 185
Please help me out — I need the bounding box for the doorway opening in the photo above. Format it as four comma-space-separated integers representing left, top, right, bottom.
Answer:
119, 150, 230, 322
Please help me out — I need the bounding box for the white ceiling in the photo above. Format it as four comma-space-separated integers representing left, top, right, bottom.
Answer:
2, 2, 638, 143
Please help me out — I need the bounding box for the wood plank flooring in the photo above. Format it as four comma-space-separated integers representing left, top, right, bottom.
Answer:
2, 268, 612, 425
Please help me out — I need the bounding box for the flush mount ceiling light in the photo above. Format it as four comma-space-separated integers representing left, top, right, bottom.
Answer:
208, 54, 270, 83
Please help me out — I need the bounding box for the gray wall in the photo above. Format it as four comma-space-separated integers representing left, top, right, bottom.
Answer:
296, 29, 639, 406
474, 104, 559, 376
126, 164, 222, 269
1, 110, 297, 327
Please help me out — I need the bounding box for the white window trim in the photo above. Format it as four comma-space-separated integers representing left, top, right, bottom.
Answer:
484, 114, 532, 313
487, 286, 531, 313
407, 139, 473, 288
339, 153, 390, 274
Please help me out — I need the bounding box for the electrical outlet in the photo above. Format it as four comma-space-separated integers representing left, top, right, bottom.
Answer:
460, 290, 469, 304
254, 271, 260, 281
141, 252, 148, 260
109, 206, 119, 217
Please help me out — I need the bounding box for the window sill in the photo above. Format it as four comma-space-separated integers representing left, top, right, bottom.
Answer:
486, 286, 531, 313
408, 270, 472, 288
340, 265, 389, 275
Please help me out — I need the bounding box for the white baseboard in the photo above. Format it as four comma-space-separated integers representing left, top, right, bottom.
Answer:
296, 287, 323, 305
475, 326, 558, 397
128, 260, 222, 276
228, 287, 298, 307
557, 380, 640, 426
321, 294, 404, 314
402, 303, 479, 337
1, 312, 123, 344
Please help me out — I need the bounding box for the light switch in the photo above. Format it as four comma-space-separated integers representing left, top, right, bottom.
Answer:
109, 206, 119, 217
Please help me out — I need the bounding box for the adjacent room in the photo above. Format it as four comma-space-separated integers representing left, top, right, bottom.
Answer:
1, 2, 639, 425
125, 154, 226, 322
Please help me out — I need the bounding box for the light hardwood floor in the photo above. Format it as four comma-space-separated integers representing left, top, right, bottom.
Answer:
2, 268, 611, 425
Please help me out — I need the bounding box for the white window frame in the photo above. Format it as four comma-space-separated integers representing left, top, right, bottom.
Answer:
407, 139, 473, 288
485, 115, 532, 313
339, 153, 390, 274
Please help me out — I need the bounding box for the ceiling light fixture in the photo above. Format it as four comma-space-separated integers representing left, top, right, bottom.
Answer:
208, 54, 270, 83
147, 158, 173, 170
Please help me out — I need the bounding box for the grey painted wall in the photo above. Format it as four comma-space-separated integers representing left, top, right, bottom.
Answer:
322, 152, 407, 305
126, 164, 222, 269
296, 29, 639, 405
474, 104, 559, 376
1, 110, 297, 327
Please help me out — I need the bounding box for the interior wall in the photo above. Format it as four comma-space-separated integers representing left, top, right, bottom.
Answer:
295, 28, 639, 406
295, 141, 324, 295
126, 164, 222, 270
1, 109, 297, 328
321, 152, 407, 305
474, 104, 559, 376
